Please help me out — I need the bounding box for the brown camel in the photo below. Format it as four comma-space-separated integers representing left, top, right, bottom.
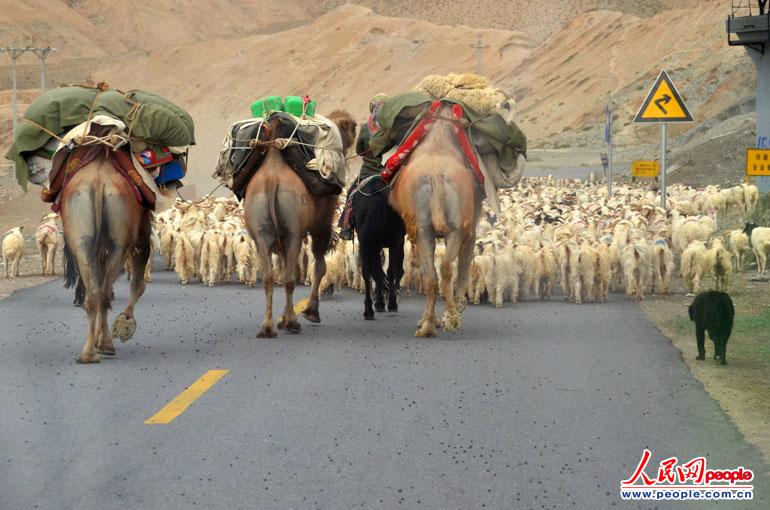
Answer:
60, 155, 152, 363
243, 111, 356, 338
389, 105, 484, 337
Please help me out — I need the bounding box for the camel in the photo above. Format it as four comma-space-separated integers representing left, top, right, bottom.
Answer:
60, 150, 152, 363
243, 111, 356, 338
388, 104, 486, 337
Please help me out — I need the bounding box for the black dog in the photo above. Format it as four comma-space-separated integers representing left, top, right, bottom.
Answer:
688, 291, 735, 365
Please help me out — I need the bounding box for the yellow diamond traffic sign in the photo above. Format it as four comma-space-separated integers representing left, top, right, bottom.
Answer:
633, 70, 693, 123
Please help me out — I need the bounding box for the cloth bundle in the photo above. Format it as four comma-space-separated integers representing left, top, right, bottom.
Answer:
214, 111, 347, 198
5, 84, 195, 190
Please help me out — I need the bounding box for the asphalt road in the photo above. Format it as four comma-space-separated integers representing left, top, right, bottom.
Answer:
1, 266, 768, 510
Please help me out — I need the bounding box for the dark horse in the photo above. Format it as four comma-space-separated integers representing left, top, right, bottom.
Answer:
352, 177, 406, 319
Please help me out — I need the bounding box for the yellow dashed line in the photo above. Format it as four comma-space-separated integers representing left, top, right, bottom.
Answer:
145, 369, 228, 425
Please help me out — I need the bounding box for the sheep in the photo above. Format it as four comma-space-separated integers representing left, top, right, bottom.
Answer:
2, 227, 24, 278
592, 241, 612, 302
743, 183, 759, 215
728, 229, 749, 273
621, 240, 651, 301
532, 244, 557, 300
558, 240, 580, 302
199, 229, 224, 287
574, 242, 598, 304
680, 240, 708, 295
159, 222, 176, 270
650, 239, 674, 295
492, 246, 518, 307
35, 215, 59, 275
513, 243, 537, 301
173, 228, 195, 285
470, 247, 494, 305
144, 226, 160, 282
233, 231, 259, 286
704, 237, 732, 292
744, 223, 770, 275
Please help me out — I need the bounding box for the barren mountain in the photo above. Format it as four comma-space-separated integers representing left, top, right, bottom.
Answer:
0, 0, 756, 191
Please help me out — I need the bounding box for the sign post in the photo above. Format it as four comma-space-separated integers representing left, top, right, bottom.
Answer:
605, 103, 613, 196
633, 70, 693, 208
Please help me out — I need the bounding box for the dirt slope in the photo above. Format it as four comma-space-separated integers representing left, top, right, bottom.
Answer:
93, 5, 534, 189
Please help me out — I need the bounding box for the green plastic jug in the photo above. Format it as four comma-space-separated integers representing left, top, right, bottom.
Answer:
250, 98, 265, 118
304, 100, 316, 117
264, 95, 283, 113
284, 96, 303, 116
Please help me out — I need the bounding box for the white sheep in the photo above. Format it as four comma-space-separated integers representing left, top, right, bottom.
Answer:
173, 228, 195, 285
680, 240, 707, 295
749, 226, 770, 275
728, 229, 749, 272
705, 237, 732, 292
35, 215, 59, 275
2, 227, 24, 278
650, 239, 674, 295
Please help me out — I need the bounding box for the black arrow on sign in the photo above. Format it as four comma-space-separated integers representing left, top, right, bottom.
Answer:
654, 94, 671, 114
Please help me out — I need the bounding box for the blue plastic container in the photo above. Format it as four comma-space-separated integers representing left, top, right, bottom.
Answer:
155, 159, 186, 185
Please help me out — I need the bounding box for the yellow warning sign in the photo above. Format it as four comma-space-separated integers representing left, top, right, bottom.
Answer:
747, 149, 770, 176
633, 70, 693, 123
632, 160, 660, 178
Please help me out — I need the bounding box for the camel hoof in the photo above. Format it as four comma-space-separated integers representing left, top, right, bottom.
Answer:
144, 277, 152, 283
111, 314, 136, 343
442, 312, 462, 332
257, 327, 277, 339
387, 303, 398, 312
76, 353, 100, 364
375, 303, 386, 313
98, 347, 116, 356
284, 320, 301, 333
364, 311, 375, 320
415, 326, 437, 338
302, 309, 321, 323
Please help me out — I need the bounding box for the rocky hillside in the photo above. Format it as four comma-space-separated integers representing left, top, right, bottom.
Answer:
0, 0, 756, 190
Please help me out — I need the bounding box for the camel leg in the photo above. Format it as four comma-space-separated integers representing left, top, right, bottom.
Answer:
144, 253, 153, 282
76, 263, 101, 364
455, 233, 476, 314
277, 235, 302, 333
415, 233, 438, 337
303, 242, 325, 324
441, 231, 463, 332
255, 239, 277, 338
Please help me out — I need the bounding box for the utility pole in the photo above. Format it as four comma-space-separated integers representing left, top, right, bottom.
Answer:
605, 102, 613, 196
31, 46, 57, 93
471, 34, 489, 75
1, 47, 31, 137
1, 46, 58, 137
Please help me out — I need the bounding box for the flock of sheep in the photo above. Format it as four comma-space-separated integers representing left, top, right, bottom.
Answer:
3, 179, 769, 307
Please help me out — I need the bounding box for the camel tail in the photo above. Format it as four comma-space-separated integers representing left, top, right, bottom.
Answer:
267, 181, 281, 240
63, 241, 79, 289
91, 183, 113, 286
430, 174, 448, 234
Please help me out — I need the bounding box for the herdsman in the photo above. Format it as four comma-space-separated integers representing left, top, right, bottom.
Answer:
339, 93, 388, 240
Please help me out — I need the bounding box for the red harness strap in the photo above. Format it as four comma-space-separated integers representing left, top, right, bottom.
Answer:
381, 101, 442, 184
380, 100, 484, 185
450, 103, 485, 185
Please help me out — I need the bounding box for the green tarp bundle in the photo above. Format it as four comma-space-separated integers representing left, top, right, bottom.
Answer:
5, 85, 195, 190
368, 92, 527, 188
